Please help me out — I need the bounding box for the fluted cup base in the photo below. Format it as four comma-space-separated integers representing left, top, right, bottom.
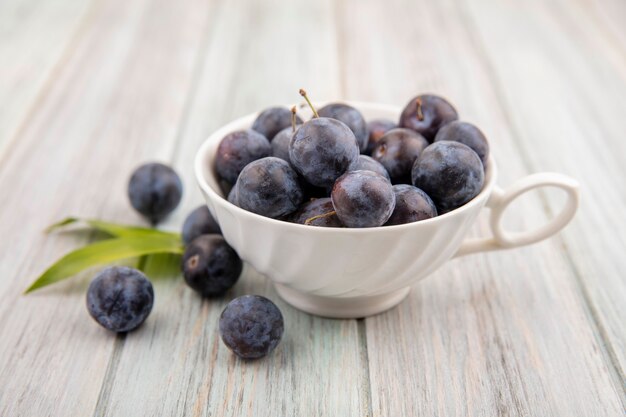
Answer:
274, 284, 411, 319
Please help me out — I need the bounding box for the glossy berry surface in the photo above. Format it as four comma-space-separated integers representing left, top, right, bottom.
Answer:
331, 170, 395, 228
215, 130, 271, 184
182, 234, 242, 297
351, 155, 390, 180
182, 205, 221, 244
371, 128, 428, 184
365, 119, 396, 154
385, 184, 437, 225
291, 198, 342, 227
271, 127, 294, 163
412, 141, 484, 212
289, 118, 359, 188
399, 94, 458, 142
86, 266, 154, 333
128, 163, 182, 224
236, 157, 303, 218
219, 295, 284, 359
434, 120, 489, 167
318, 103, 369, 152
251, 107, 303, 141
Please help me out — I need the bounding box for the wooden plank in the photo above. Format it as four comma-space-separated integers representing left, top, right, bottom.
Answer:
459, 0, 626, 391
337, 0, 625, 415
0, 0, 95, 157
0, 0, 216, 414
95, 0, 369, 416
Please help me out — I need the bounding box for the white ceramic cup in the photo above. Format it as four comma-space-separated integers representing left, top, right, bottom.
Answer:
195, 103, 579, 318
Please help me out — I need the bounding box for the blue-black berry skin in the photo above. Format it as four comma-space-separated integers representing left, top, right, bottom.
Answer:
291, 198, 343, 227
365, 119, 397, 154
289, 118, 359, 188
252, 107, 303, 141
236, 157, 304, 218
318, 103, 369, 152
271, 127, 295, 163
351, 155, 390, 180
371, 128, 428, 184
86, 266, 154, 333
412, 141, 484, 213
182, 205, 221, 245
219, 295, 284, 359
182, 234, 242, 297
385, 184, 437, 225
331, 170, 396, 228
128, 163, 183, 224
215, 130, 271, 184
399, 94, 458, 142
434, 121, 489, 168
227, 186, 239, 206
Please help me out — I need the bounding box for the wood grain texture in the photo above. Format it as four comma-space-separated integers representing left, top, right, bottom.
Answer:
460, 0, 626, 381
337, 0, 625, 415
95, 1, 368, 416
0, 0, 95, 157
0, 0, 215, 414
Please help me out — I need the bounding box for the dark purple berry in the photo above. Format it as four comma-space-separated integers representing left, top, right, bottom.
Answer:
412, 141, 484, 212
371, 128, 428, 184
271, 127, 295, 163
351, 155, 390, 180
289, 118, 359, 188
300, 179, 330, 200
252, 107, 303, 141
86, 266, 154, 333
215, 130, 271, 184
291, 198, 342, 227
219, 295, 284, 359
128, 162, 182, 224
385, 184, 437, 225
366, 119, 396, 154
182, 234, 242, 297
236, 157, 304, 218
399, 95, 458, 142
227, 186, 239, 205
331, 170, 395, 228
434, 121, 489, 167
318, 103, 369, 152
182, 205, 221, 245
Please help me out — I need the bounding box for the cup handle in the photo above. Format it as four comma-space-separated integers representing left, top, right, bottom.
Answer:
454, 173, 580, 257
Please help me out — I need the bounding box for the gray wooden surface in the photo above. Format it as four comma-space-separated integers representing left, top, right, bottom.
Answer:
0, 0, 624, 415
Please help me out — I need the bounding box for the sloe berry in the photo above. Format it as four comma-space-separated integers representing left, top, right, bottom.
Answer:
182, 234, 242, 297
128, 163, 183, 224
236, 157, 304, 218
86, 266, 154, 333
182, 205, 221, 245
412, 141, 484, 212
219, 295, 284, 359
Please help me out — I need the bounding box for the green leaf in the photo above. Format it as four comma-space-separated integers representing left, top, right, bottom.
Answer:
45, 217, 180, 240
141, 253, 182, 280
25, 236, 184, 293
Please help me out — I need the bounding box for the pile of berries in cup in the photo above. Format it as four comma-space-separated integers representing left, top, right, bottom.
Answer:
218, 90, 488, 228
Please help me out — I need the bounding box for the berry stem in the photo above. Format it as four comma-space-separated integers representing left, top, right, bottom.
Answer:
304, 210, 337, 225
415, 98, 424, 121
299, 89, 319, 118
291, 106, 297, 133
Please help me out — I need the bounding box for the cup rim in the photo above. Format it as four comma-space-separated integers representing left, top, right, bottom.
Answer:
195, 101, 498, 234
